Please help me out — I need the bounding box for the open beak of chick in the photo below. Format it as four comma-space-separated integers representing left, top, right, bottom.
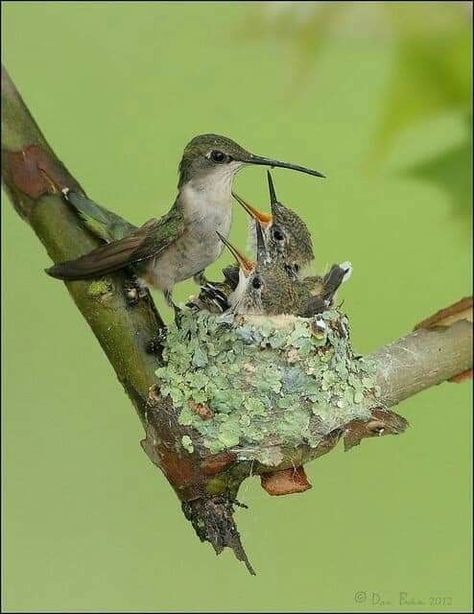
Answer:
231, 191, 273, 230
216, 231, 255, 277
232, 169, 286, 227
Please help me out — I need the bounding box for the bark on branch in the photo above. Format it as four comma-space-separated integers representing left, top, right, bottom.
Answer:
373, 319, 472, 407
2, 65, 472, 575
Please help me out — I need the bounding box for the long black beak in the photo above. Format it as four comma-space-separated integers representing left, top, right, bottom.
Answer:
240, 153, 325, 178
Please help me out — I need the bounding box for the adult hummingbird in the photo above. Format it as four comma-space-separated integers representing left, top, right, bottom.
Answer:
46, 134, 324, 315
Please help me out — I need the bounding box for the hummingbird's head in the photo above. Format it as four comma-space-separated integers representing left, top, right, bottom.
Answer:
178, 133, 325, 190
251, 220, 301, 315
241, 261, 301, 316
215, 230, 258, 312
266, 171, 314, 273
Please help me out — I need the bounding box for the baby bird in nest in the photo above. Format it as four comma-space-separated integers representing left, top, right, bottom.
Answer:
191, 173, 351, 315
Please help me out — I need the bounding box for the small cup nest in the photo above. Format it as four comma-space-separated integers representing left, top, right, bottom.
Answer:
155, 308, 381, 468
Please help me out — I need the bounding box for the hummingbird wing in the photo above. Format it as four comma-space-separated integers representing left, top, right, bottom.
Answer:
65, 191, 137, 242
46, 205, 185, 280
298, 295, 327, 318
321, 265, 347, 300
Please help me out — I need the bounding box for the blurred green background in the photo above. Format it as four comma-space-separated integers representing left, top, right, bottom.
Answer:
2, 2, 472, 612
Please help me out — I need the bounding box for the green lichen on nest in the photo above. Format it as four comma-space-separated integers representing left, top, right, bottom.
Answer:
155, 309, 380, 465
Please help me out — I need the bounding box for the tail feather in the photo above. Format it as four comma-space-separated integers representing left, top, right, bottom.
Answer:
46, 226, 150, 280
46, 251, 130, 280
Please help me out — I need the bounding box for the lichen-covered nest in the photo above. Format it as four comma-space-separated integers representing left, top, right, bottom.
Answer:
155, 309, 381, 468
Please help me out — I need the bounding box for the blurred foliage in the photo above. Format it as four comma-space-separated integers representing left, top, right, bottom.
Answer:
408, 131, 471, 217
244, 1, 472, 216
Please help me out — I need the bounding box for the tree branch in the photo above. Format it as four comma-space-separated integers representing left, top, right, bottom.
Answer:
372, 320, 472, 407
1, 64, 255, 572
1, 65, 165, 397
2, 65, 472, 575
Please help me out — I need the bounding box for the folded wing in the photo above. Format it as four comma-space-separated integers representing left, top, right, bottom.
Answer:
46, 205, 184, 280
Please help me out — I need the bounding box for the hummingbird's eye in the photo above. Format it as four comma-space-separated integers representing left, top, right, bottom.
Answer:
272, 227, 285, 242
251, 276, 262, 290
209, 150, 227, 163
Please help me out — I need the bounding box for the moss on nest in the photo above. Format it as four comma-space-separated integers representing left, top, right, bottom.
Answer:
155, 309, 379, 466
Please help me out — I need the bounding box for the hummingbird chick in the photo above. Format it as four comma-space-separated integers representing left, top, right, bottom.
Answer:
203, 170, 315, 310
216, 224, 316, 317
232, 170, 314, 275
232, 172, 351, 313
214, 218, 352, 318
46, 134, 324, 318
302, 262, 352, 313
195, 234, 351, 317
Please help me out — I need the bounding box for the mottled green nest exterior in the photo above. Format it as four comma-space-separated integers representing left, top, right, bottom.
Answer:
156, 310, 380, 466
